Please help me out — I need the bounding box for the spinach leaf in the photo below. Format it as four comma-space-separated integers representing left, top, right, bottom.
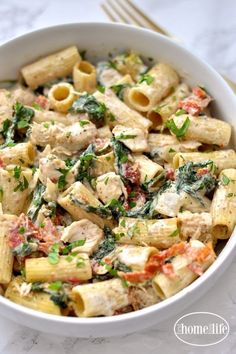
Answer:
76, 143, 96, 183
175, 160, 217, 201
1, 102, 34, 148
70, 94, 107, 126
27, 183, 46, 221
111, 138, 130, 179
92, 226, 116, 262
111, 83, 130, 100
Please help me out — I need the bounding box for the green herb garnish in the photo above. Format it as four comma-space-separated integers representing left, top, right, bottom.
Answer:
138, 74, 154, 85
48, 243, 60, 265
70, 94, 107, 126
166, 117, 190, 139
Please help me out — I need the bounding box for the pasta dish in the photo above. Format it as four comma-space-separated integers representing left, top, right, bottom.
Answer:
0, 46, 235, 317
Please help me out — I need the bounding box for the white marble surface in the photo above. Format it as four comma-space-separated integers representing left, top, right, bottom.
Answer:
0, 0, 236, 352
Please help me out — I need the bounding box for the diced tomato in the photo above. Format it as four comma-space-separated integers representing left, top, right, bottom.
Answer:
8, 214, 60, 254
192, 87, 207, 99
162, 263, 175, 277
0, 158, 5, 168
34, 95, 49, 110
8, 228, 25, 248
188, 262, 203, 276
123, 162, 140, 184
165, 242, 187, 258
121, 271, 153, 283
166, 168, 175, 181
67, 277, 83, 284
178, 100, 201, 116
52, 213, 63, 226
123, 200, 130, 211
197, 168, 209, 176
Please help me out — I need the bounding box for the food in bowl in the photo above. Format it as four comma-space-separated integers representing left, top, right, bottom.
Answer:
0, 45, 235, 318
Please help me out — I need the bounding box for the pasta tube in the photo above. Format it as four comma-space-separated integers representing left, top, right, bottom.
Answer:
178, 211, 213, 243
116, 245, 157, 271
73, 60, 96, 93
147, 83, 190, 128
48, 83, 75, 113
0, 168, 35, 215
72, 278, 129, 317
0, 214, 17, 284
132, 154, 163, 183
25, 254, 92, 282
152, 240, 215, 299
173, 150, 236, 173
58, 181, 114, 228
0, 142, 35, 166
33, 109, 77, 126
211, 169, 236, 239
169, 114, 231, 147
5, 277, 61, 315
21, 46, 80, 89
114, 217, 180, 248
94, 89, 152, 130
128, 63, 179, 112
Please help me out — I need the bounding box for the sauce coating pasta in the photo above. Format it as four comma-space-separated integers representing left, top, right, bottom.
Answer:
0, 46, 234, 317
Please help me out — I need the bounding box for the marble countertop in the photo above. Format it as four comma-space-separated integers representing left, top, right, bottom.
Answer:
0, 0, 236, 353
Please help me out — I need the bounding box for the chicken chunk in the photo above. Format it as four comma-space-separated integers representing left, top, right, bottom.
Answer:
112, 125, 149, 153
96, 172, 127, 204
61, 219, 104, 255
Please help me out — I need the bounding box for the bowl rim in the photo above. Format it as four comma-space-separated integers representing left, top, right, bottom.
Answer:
0, 21, 236, 327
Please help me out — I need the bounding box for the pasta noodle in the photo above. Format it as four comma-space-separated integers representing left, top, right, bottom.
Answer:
0, 46, 234, 318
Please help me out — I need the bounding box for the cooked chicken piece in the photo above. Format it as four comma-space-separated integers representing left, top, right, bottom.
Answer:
112, 125, 149, 153
97, 61, 123, 87
128, 286, 160, 311
61, 219, 104, 255
96, 172, 127, 204
178, 210, 213, 243
39, 154, 74, 186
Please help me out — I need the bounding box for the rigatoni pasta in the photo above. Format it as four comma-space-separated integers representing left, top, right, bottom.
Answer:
0, 46, 235, 318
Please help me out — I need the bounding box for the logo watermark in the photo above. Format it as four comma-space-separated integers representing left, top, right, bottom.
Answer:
174, 312, 230, 346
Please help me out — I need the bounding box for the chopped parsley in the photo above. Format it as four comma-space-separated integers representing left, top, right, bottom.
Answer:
48, 281, 62, 291
57, 168, 69, 190
138, 74, 154, 85
48, 243, 60, 265
169, 228, 180, 237
175, 108, 187, 116
0, 187, 3, 202
62, 239, 86, 255
115, 133, 137, 140
14, 176, 29, 192
96, 85, 105, 93
221, 174, 231, 186
13, 165, 21, 179
111, 83, 130, 100
166, 117, 190, 139
79, 120, 90, 127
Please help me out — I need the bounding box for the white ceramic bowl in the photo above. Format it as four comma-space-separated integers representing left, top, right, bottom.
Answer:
0, 23, 236, 338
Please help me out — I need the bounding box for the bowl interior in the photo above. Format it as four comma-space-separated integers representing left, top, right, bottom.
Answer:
0, 23, 236, 336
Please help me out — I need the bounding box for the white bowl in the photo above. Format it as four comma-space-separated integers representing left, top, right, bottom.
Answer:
0, 22, 236, 338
